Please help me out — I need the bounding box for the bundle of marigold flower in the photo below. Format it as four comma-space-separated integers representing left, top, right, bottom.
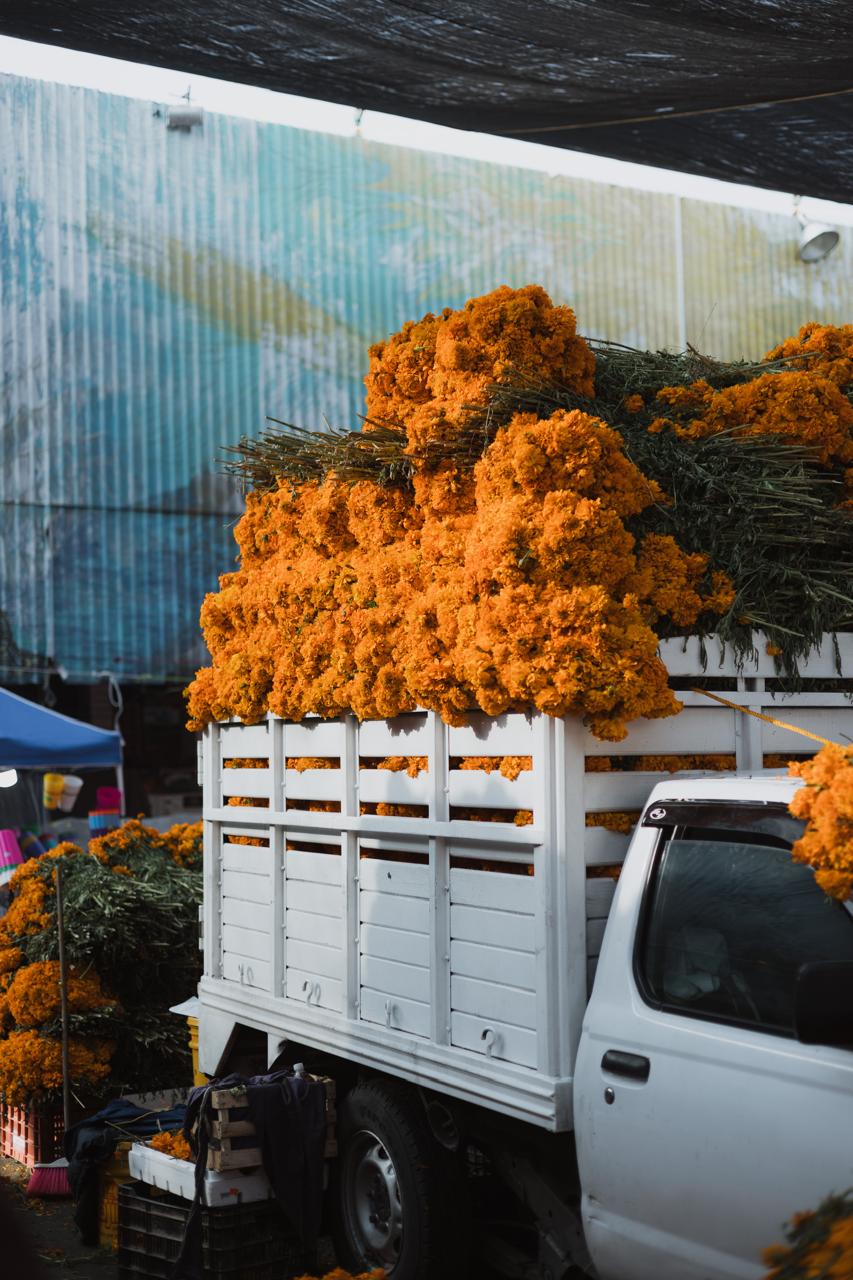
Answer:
0, 820, 203, 1103
150, 1129, 193, 1161
788, 744, 853, 900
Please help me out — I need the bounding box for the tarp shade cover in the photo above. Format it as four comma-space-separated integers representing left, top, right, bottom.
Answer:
0, 688, 122, 768
3, 1, 853, 201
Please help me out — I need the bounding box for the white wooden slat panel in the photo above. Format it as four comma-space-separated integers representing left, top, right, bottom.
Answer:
221, 769, 271, 799
584, 772, 667, 812
451, 975, 537, 1030
450, 1011, 537, 1069
282, 829, 342, 850
448, 772, 535, 810
218, 724, 270, 757
286, 968, 343, 1012
448, 713, 535, 756
358, 715, 431, 755
451, 940, 536, 989
359, 835, 431, 856
359, 890, 429, 934
285, 771, 344, 802
287, 938, 343, 980
221, 845, 271, 876
361, 955, 430, 1003
587, 918, 607, 956
359, 858, 430, 898
360, 988, 430, 1038
585, 708, 735, 757
361, 923, 430, 967
286, 909, 343, 949
583, 827, 632, 866
450, 904, 535, 953
449, 868, 536, 914
586, 878, 617, 918
221, 870, 270, 905
221, 924, 269, 962
283, 721, 346, 756
761, 707, 853, 753
222, 954, 271, 990
356, 772, 430, 806
286, 880, 342, 918
222, 898, 272, 931
285, 850, 343, 885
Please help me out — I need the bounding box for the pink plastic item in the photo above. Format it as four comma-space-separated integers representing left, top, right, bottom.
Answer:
0, 830, 23, 885
96, 786, 123, 810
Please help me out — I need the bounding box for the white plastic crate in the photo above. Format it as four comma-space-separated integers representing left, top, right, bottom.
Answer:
199, 631, 853, 1131
128, 1142, 273, 1205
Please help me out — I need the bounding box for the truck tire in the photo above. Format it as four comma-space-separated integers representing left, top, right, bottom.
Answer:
329, 1079, 467, 1280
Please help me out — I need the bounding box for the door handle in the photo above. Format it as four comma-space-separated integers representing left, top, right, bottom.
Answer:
601, 1050, 650, 1081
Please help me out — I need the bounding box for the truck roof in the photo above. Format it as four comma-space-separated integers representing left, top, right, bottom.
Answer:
647, 772, 803, 808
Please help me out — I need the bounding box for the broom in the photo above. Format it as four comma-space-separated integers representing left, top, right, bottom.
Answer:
27, 862, 72, 1197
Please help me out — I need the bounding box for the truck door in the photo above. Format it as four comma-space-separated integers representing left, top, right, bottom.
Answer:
574, 801, 853, 1280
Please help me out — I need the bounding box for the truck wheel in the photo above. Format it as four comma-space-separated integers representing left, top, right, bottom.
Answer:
329, 1079, 466, 1280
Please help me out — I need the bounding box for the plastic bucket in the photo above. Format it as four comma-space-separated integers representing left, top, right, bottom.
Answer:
43, 774, 64, 809
88, 810, 121, 837
57, 776, 84, 813
96, 786, 123, 811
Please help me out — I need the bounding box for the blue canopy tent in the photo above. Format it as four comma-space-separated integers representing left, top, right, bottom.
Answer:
0, 689, 124, 818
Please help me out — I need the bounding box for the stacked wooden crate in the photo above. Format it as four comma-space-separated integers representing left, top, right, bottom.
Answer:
206, 1077, 337, 1171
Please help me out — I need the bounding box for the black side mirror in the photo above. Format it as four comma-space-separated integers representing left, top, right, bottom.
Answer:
794, 961, 853, 1049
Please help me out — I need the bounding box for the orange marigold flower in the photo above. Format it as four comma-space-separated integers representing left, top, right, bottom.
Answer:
0, 1029, 112, 1104
6, 961, 115, 1028
788, 744, 853, 900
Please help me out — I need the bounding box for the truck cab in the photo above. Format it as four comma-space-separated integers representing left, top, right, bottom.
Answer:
575, 777, 853, 1280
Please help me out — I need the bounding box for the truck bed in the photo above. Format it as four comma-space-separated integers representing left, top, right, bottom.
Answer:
199, 633, 853, 1130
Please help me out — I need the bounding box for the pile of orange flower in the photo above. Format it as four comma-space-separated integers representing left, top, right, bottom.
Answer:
0, 820, 203, 1105
188, 285, 739, 742
788, 743, 853, 900
764, 1192, 853, 1279
186, 293, 853, 740
150, 1129, 193, 1161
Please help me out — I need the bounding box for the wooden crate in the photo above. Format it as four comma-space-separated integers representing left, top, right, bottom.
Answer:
206, 1077, 336, 1172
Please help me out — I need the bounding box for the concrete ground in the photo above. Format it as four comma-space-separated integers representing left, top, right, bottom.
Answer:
1, 1157, 117, 1278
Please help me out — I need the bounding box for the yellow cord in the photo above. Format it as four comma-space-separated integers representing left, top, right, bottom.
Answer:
690, 687, 837, 748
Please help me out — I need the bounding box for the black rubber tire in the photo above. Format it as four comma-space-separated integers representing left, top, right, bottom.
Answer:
329, 1078, 468, 1280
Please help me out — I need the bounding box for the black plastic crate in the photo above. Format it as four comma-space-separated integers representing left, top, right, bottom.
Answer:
117, 1182, 305, 1280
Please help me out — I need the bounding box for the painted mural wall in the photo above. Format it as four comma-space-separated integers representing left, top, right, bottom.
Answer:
2, 74, 852, 684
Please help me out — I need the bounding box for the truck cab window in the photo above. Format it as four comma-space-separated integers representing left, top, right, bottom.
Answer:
638, 833, 853, 1035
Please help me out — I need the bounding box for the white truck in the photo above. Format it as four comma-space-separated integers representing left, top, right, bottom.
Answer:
196, 634, 853, 1280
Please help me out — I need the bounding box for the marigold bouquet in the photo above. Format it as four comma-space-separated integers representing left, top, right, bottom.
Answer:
0, 820, 203, 1104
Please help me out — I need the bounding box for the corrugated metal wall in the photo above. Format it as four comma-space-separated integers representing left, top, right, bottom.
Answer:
2, 74, 852, 683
